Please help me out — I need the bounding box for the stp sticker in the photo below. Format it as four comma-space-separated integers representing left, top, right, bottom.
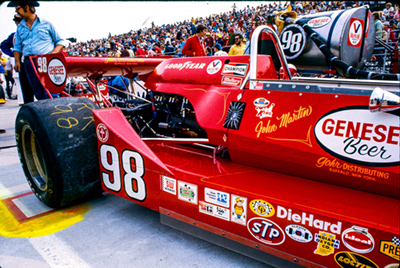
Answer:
96, 123, 109, 143
285, 224, 313, 243
314, 107, 400, 166
178, 181, 197, 204
342, 226, 374, 253
48, 58, 66, 86
347, 18, 364, 47
162, 176, 176, 195
207, 60, 222, 75
335, 252, 378, 268
247, 218, 285, 245
204, 188, 230, 208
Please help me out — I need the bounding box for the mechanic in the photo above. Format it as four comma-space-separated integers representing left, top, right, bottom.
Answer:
228, 33, 246, 55
1, 14, 23, 100
181, 24, 207, 57
9, 0, 65, 103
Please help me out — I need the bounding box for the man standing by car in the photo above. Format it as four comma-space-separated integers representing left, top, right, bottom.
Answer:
228, 33, 246, 55
182, 24, 207, 57
9, 1, 65, 103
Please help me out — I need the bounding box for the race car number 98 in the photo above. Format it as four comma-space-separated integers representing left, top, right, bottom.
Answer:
100, 144, 146, 201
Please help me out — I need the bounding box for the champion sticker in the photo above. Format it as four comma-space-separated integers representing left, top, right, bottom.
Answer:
314, 107, 400, 166
48, 58, 66, 86
207, 60, 222, 75
96, 123, 109, 143
222, 63, 248, 76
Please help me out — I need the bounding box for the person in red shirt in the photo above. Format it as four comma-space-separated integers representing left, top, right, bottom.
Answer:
182, 24, 207, 57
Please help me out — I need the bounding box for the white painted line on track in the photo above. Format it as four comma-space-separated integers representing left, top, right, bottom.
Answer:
0, 182, 31, 199
28, 234, 91, 268
12, 194, 52, 217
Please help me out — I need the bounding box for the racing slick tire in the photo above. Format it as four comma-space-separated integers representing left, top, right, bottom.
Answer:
15, 97, 101, 208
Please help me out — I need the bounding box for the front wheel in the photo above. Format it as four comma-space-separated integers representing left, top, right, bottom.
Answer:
15, 97, 101, 208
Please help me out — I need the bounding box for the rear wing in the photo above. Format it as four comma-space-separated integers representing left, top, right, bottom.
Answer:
30, 53, 166, 93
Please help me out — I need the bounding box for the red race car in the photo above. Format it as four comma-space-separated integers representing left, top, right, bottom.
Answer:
15, 9, 399, 268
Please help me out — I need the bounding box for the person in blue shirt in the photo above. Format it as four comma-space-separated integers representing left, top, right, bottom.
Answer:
8, 1, 65, 103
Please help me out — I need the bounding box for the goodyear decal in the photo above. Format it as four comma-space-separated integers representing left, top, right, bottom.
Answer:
247, 217, 285, 245
314, 231, 340, 256
335, 251, 378, 268
249, 199, 275, 217
380, 237, 400, 261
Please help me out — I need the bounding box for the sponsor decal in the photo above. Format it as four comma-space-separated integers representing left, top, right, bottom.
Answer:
347, 18, 364, 47
254, 97, 275, 119
199, 201, 230, 221
162, 176, 176, 195
249, 199, 275, 217
221, 76, 243, 87
315, 156, 390, 182
207, 60, 222, 75
204, 188, 230, 208
335, 252, 378, 268
178, 181, 197, 204
314, 231, 340, 256
231, 195, 247, 225
277, 206, 342, 234
164, 61, 206, 71
285, 224, 313, 243
96, 123, 109, 143
342, 226, 374, 253
380, 237, 400, 261
307, 16, 331, 28
314, 107, 400, 166
384, 264, 400, 268
48, 58, 66, 86
247, 217, 285, 245
222, 63, 248, 76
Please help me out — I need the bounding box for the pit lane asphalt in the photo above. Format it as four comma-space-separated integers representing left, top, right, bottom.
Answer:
0, 99, 267, 268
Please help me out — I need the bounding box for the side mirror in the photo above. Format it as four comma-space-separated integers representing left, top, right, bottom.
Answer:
369, 87, 400, 113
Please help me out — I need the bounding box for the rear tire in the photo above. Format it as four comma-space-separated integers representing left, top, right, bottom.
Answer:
15, 97, 101, 208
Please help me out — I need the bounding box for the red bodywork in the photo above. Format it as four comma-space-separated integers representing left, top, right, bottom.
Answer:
33, 27, 399, 267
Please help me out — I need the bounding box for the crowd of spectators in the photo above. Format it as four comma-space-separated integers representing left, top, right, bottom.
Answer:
64, 1, 399, 58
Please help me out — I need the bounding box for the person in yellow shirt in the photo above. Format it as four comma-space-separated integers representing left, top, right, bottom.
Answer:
228, 33, 246, 55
